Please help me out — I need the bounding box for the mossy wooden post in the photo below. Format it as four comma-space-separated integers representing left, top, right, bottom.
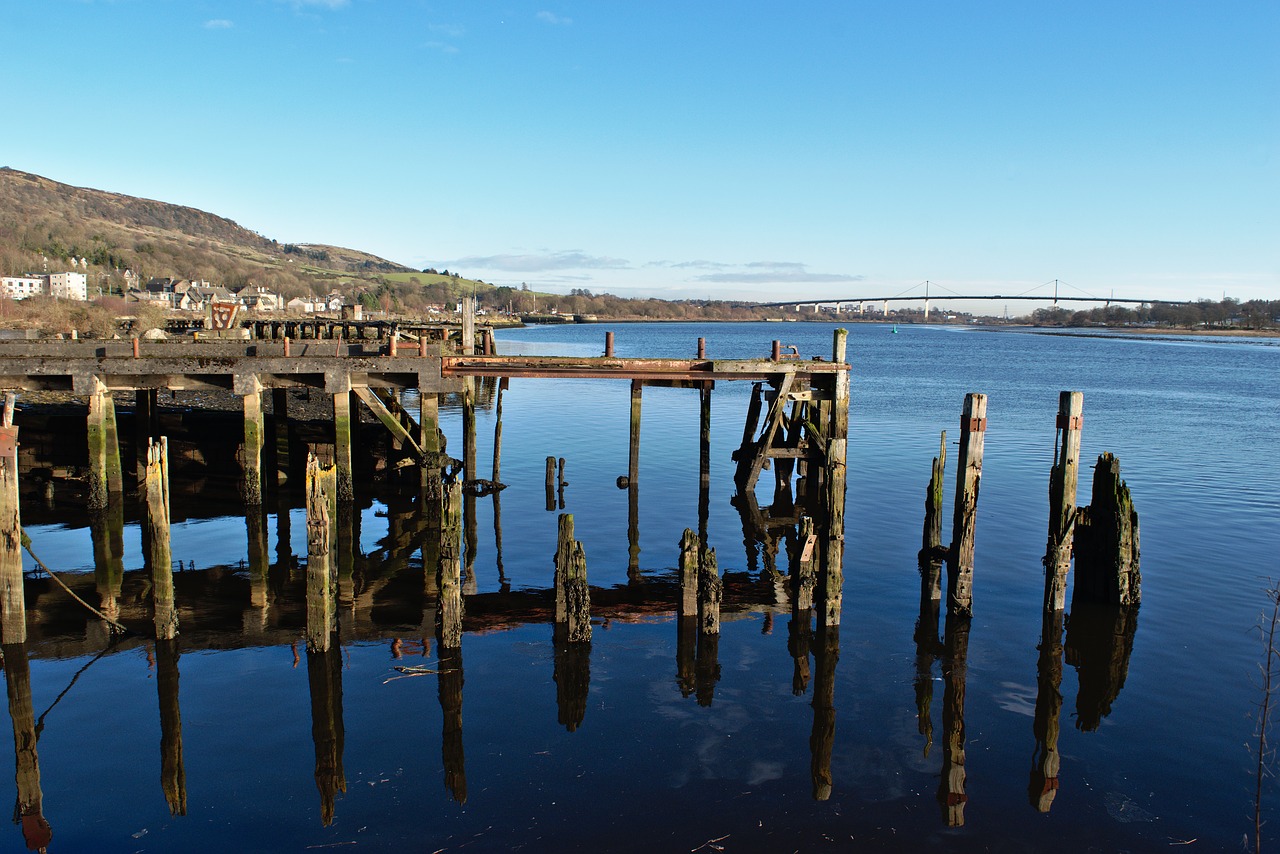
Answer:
698, 544, 722, 636
87, 377, 111, 510
947, 393, 987, 618
272, 388, 290, 486
241, 377, 265, 505
793, 515, 817, 612
921, 430, 947, 564
820, 328, 850, 627
332, 388, 354, 503
419, 391, 441, 498
0, 413, 24, 645
146, 437, 178, 641
2, 642, 49, 850
561, 540, 591, 643
438, 479, 464, 649
103, 390, 123, 497
678, 529, 699, 619
1044, 391, 1083, 612
462, 378, 477, 484
155, 638, 187, 816
305, 454, 334, 653
1074, 453, 1141, 606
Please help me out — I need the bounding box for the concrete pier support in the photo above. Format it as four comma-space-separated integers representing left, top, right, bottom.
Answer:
332, 391, 354, 502
241, 378, 264, 505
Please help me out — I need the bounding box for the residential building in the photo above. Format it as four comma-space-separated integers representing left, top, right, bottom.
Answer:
48, 271, 88, 301
1, 276, 44, 300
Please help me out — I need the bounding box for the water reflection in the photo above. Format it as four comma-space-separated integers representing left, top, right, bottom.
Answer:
2, 643, 51, 853
937, 614, 970, 827
155, 638, 187, 816
1065, 603, 1139, 731
1030, 610, 1064, 813
552, 624, 591, 731
810, 626, 838, 801
437, 644, 466, 804
306, 644, 346, 826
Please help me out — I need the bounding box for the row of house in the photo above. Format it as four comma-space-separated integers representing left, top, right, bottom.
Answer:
129, 278, 347, 314
1, 272, 89, 301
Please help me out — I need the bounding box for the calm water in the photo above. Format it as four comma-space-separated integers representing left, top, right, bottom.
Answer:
3, 322, 1278, 852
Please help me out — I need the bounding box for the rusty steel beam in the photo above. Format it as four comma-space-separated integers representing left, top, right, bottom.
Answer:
440, 355, 848, 382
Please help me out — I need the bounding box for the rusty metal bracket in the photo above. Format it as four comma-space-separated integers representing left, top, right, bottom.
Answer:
1056, 414, 1083, 430
962, 417, 987, 432
0, 426, 18, 457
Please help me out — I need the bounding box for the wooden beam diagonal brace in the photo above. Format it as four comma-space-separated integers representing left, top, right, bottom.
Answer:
741, 372, 795, 490
351, 386, 426, 461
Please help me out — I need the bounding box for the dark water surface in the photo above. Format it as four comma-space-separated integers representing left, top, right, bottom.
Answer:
4, 322, 1278, 852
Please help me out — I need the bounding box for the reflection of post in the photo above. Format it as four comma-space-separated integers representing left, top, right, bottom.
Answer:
246, 503, 270, 618
306, 646, 347, 826
694, 632, 720, 707
89, 498, 126, 629
948, 393, 987, 617
937, 614, 971, 826
336, 502, 356, 610
3, 642, 51, 852
155, 638, 187, 816
1065, 602, 1139, 731
914, 558, 942, 757
810, 626, 839, 800
0, 413, 25, 645
1030, 609, 1064, 812
305, 455, 334, 653
553, 624, 591, 732
437, 481, 464, 649
676, 614, 697, 697
145, 438, 178, 641
437, 644, 467, 804
276, 489, 295, 583
1044, 392, 1083, 611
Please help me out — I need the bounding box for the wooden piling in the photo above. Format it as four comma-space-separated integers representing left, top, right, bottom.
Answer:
559, 536, 591, 643
242, 381, 264, 505
820, 329, 850, 627
1044, 392, 1083, 612
947, 393, 987, 618
87, 378, 110, 510
462, 378, 477, 484
921, 430, 947, 562
545, 456, 557, 511
272, 388, 290, 486
437, 480, 464, 649
420, 391, 441, 498
793, 516, 817, 611
0, 411, 24, 645
1074, 453, 1141, 606
332, 391, 354, 502
699, 384, 712, 490
305, 453, 334, 652
678, 529, 699, 619
145, 437, 178, 640
103, 390, 123, 497
698, 543, 722, 635
628, 379, 642, 487
605, 331, 615, 357
461, 297, 476, 354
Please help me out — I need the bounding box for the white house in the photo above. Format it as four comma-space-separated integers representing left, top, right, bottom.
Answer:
1, 276, 44, 300
48, 271, 88, 301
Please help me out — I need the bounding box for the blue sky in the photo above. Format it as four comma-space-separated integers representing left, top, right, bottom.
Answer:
3, 1, 1276, 307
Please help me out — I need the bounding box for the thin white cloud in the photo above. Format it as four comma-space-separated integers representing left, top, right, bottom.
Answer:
452, 251, 630, 272
693, 261, 865, 285
429, 23, 465, 38
284, 0, 349, 9
536, 10, 572, 25
424, 41, 459, 54
203, 19, 233, 29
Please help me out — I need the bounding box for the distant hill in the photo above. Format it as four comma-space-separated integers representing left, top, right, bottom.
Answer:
0, 167, 433, 300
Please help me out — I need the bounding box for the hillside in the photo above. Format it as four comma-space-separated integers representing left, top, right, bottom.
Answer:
0, 167, 421, 299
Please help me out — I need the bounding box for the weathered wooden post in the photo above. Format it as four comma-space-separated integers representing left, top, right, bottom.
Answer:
698, 543, 722, 636
241, 376, 265, 505
628, 379, 642, 488
699, 383, 712, 491
553, 514, 591, 643
437, 479, 464, 649
604, 331, 615, 357
145, 437, 178, 640
545, 456, 557, 511
461, 297, 476, 354
793, 516, 817, 612
462, 378, 477, 484
332, 388, 354, 502
305, 454, 334, 652
921, 430, 947, 565
1074, 453, 1141, 606
0, 403, 24, 645
492, 379, 506, 484
272, 388, 290, 486
155, 638, 187, 816
2, 642, 50, 851
1044, 392, 1084, 612
678, 529, 700, 618
947, 393, 987, 617
87, 377, 122, 510
420, 390, 441, 498
820, 329, 850, 627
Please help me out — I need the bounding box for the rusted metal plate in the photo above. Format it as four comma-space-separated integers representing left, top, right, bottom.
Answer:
962, 417, 988, 432
1056, 414, 1084, 430
800, 533, 818, 564
0, 426, 18, 457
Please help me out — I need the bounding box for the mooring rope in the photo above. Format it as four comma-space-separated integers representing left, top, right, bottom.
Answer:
19, 529, 132, 636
